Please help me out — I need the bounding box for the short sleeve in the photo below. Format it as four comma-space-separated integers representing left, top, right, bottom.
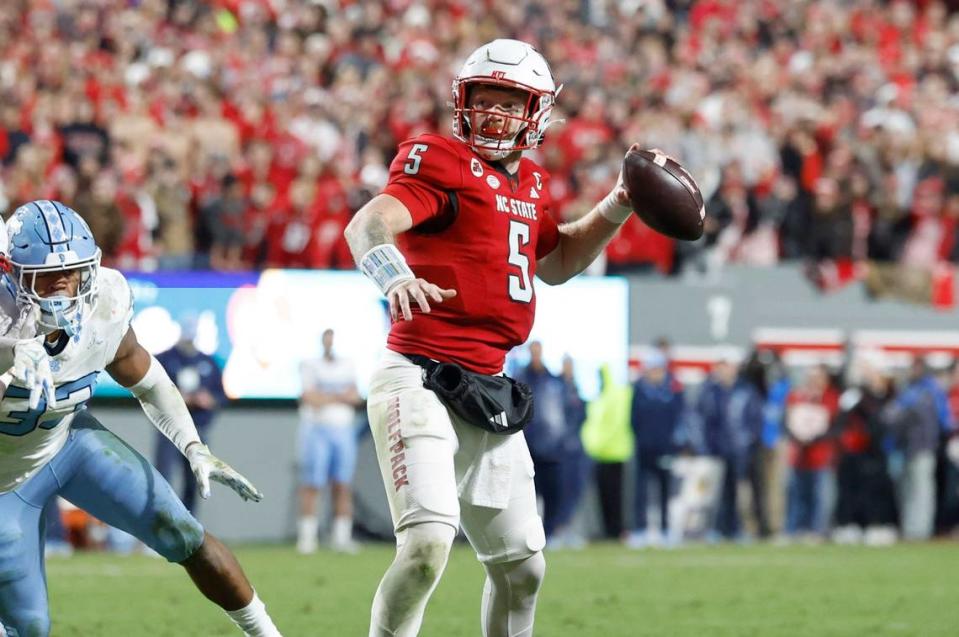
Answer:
97, 269, 135, 363
535, 206, 560, 259
383, 135, 464, 226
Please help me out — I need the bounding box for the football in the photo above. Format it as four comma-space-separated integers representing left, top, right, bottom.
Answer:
622, 149, 705, 241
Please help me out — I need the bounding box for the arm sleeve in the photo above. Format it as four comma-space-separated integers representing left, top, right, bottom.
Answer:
129, 355, 201, 455
382, 136, 464, 227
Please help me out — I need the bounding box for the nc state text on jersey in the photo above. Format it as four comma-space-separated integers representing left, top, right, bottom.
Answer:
495, 194, 538, 220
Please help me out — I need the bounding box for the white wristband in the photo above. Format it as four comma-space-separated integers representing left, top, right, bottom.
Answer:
597, 189, 633, 224
360, 244, 415, 295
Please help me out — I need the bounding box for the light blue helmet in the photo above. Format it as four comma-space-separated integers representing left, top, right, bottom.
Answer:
6, 200, 102, 337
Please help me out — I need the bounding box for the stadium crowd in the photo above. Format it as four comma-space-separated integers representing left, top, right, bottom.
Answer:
3, 0, 959, 283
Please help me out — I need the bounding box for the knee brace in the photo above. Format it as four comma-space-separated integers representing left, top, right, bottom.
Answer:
480, 552, 546, 637
485, 551, 546, 605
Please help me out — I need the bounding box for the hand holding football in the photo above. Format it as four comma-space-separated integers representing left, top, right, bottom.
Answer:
622, 149, 705, 241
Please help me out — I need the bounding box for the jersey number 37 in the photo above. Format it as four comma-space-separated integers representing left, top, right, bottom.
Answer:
0, 372, 100, 436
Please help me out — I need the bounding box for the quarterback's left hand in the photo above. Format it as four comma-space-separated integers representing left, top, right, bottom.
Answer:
609, 143, 643, 207
185, 443, 263, 502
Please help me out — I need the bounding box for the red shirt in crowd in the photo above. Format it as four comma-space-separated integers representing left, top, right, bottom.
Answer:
786, 385, 839, 470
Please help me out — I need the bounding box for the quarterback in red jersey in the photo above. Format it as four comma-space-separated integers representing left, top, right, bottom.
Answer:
345, 39, 636, 637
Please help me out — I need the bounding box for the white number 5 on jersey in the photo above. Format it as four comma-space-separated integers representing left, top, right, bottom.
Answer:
507, 220, 533, 303
404, 144, 429, 175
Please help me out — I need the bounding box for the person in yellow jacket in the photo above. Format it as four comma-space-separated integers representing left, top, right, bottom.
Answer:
581, 364, 634, 539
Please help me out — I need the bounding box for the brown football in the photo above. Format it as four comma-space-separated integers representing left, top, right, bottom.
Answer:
622, 149, 705, 241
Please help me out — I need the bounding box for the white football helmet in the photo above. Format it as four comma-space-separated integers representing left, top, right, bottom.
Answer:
452, 39, 560, 161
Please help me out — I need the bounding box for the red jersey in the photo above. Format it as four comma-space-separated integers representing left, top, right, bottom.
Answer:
382, 134, 561, 374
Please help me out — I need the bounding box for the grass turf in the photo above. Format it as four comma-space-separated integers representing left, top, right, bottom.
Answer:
46, 541, 958, 636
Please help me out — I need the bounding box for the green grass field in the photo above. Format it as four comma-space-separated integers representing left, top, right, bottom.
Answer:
47, 542, 958, 636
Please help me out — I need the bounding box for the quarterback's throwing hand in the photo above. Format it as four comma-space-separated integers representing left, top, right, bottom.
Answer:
185, 443, 263, 502
13, 338, 56, 410
388, 278, 457, 321
610, 143, 644, 207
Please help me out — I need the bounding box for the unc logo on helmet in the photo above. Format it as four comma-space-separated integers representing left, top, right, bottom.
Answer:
451, 39, 561, 161
7, 200, 102, 337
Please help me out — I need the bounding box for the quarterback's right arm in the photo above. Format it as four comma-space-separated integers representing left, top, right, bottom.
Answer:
345, 194, 456, 322
106, 327, 262, 502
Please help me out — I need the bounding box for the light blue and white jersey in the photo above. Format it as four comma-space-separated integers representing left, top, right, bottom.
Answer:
299, 356, 357, 427
0, 268, 133, 493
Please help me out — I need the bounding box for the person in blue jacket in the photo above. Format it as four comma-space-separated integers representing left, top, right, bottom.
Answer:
514, 341, 576, 542
153, 316, 226, 513
553, 354, 589, 547
695, 356, 764, 540
627, 350, 685, 547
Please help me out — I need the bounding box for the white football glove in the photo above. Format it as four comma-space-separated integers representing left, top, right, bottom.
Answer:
13, 338, 56, 410
185, 443, 263, 502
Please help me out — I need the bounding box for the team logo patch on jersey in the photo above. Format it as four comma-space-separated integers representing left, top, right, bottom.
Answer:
529, 187, 540, 199
471, 157, 484, 177
486, 175, 501, 190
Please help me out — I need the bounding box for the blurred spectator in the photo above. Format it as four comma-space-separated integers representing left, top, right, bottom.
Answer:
760, 350, 792, 536
145, 150, 195, 270
784, 365, 839, 541
201, 174, 248, 271
1, 101, 29, 165
515, 342, 581, 545
694, 356, 762, 540
553, 354, 589, 548
581, 364, 634, 540
833, 355, 899, 545
627, 350, 685, 548
882, 357, 953, 540
296, 329, 361, 554
58, 97, 109, 171
73, 170, 125, 261
738, 351, 772, 539
153, 316, 225, 514
938, 362, 959, 535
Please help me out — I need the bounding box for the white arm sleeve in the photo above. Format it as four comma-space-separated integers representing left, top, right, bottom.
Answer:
128, 355, 201, 455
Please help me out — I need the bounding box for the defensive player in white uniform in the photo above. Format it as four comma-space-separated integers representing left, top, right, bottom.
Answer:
0, 200, 282, 637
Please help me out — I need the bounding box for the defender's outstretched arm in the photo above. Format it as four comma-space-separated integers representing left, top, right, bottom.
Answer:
106, 327, 262, 502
